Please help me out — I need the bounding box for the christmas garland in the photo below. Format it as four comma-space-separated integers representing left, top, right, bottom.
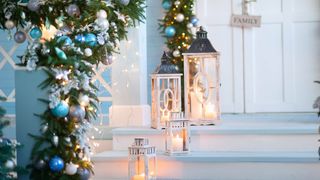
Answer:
159, 0, 197, 70
0, 0, 145, 179
0, 96, 26, 179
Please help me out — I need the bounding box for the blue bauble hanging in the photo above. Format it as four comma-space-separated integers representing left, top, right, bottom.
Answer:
49, 156, 64, 172
190, 16, 199, 26
54, 47, 68, 60
75, 34, 85, 43
51, 101, 69, 118
77, 168, 91, 180
165, 26, 176, 37
57, 36, 72, 46
162, 0, 172, 10
29, 27, 42, 39
14, 31, 26, 43
85, 33, 97, 47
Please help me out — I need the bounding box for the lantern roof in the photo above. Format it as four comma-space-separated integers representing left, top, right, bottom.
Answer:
153, 51, 180, 74
185, 26, 217, 54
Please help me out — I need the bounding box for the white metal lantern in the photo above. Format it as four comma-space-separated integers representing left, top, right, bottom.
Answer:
165, 112, 190, 155
183, 26, 221, 125
128, 138, 157, 180
151, 52, 182, 129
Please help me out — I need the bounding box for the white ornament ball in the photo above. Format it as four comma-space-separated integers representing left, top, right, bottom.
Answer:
95, 18, 109, 30
173, 50, 181, 57
174, 1, 181, 6
5, 160, 15, 169
78, 94, 90, 106
187, 23, 193, 29
97, 10, 107, 19
65, 162, 78, 175
84, 48, 93, 57
176, 13, 185, 22
5, 20, 15, 29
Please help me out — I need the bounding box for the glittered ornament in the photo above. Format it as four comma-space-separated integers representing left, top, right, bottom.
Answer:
5, 160, 15, 169
5, 20, 15, 29
187, 23, 193, 29
54, 47, 68, 60
190, 16, 199, 26
57, 36, 72, 46
85, 33, 97, 47
79, 94, 90, 106
69, 105, 86, 122
119, 0, 130, 6
29, 27, 42, 39
101, 54, 113, 65
52, 134, 59, 147
27, 0, 40, 12
14, 31, 26, 43
49, 156, 64, 172
67, 4, 80, 17
75, 34, 85, 43
162, 0, 172, 10
77, 168, 91, 180
34, 159, 46, 170
97, 10, 107, 19
173, 50, 180, 57
165, 26, 176, 37
84, 48, 92, 57
51, 101, 69, 118
65, 162, 78, 175
95, 18, 109, 30
176, 13, 184, 22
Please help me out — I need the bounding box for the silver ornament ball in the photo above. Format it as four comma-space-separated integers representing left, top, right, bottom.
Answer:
174, 1, 181, 6
95, 18, 109, 30
79, 94, 90, 106
5, 160, 15, 169
5, 20, 15, 29
34, 159, 46, 170
101, 54, 113, 65
119, 0, 130, 6
67, 4, 80, 17
69, 105, 86, 122
65, 163, 78, 175
27, 0, 40, 12
14, 31, 26, 44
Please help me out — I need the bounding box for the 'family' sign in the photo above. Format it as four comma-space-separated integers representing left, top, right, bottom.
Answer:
231, 15, 261, 28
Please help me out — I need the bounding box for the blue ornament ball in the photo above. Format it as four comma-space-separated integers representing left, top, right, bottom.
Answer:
85, 33, 97, 47
57, 36, 72, 46
29, 27, 42, 39
75, 34, 85, 43
51, 101, 69, 118
162, 0, 172, 10
165, 26, 176, 37
77, 168, 91, 180
191, 16, 199, 26
49, 156, 64, 172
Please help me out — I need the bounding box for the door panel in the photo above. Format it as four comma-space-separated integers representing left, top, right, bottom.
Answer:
245, 0, 320, 112
196, 0, 244, 113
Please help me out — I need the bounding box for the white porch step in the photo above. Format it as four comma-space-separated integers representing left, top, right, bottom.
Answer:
111, 114, 319, 152
92, 151, 320, 180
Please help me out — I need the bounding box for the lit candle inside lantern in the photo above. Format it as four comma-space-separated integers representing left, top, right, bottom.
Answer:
132, 173, 145, 180
161, 113, 170, 122
172, 134, 183, 151
205, 103, 217, 119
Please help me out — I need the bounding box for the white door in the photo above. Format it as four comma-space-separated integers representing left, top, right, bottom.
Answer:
197, 0, 320, 113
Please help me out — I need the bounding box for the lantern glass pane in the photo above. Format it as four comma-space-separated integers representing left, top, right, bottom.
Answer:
186, 55, 220, 122
148, 157, 157, 179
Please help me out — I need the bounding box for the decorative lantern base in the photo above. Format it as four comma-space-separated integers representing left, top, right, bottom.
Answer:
189, 119, 221, 126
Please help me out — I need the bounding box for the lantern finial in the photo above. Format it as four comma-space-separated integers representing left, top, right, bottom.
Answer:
197, 26, 208, 39
153, 51, 180, 74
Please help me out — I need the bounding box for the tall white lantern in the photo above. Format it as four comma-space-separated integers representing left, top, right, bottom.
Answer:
128, 138, 157, 180
165, 112, 190, 155
151, 52, 182, 129
183, 26, 221, 125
